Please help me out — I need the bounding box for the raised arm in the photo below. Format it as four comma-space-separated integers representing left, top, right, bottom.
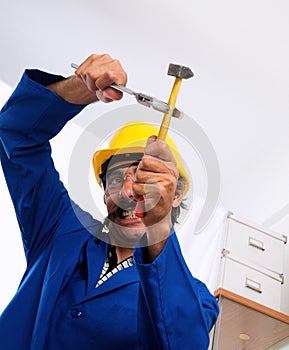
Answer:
0, 54, 127, 264
48, 53, 127, 104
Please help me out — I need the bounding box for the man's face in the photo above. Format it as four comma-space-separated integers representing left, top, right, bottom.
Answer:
103, 157, 146, 247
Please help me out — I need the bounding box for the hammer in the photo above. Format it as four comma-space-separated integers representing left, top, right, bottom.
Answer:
135, 63, 194, 218
158, 64, 194, 141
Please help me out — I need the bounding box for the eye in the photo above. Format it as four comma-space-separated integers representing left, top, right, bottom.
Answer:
107, 174, 123, 187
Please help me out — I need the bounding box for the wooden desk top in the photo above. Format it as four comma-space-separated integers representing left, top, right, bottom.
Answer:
215, 288, 289, 323
212, 288, 289, 349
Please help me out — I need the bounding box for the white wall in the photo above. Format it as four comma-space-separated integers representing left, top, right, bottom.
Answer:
1, 1, 289, 347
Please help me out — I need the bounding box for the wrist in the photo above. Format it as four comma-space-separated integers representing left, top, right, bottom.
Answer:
144, 217, 172, 262
143, 238, 168, 263
47, 75, 99, 105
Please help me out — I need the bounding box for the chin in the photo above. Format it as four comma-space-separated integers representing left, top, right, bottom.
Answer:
108, 220, 146, 248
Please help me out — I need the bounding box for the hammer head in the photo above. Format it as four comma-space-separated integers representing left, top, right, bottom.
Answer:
168, 63, 194, 79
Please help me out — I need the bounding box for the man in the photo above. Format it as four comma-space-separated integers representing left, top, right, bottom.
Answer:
0, 53, 219, 349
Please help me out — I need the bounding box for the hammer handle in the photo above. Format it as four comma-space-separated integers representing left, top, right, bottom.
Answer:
157, 77, 182, 141
135, 77, 183, 218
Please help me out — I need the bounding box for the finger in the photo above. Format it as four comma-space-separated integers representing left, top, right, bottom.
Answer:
93, 85, 123, 102
137, 156, 179, 179
102, 86, 123, 101
132, 182, 161, 203
144, 138, 176, 164
75, 54, 127, 99
145, 135, 157, 146
132, 182, 173, 214
75, 53, 115, 77
95, 90, 114, 103
74, 54, 105, 88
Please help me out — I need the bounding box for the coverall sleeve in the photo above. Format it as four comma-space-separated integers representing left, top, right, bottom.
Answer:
134, 231, 219, 350
0, 70, 87, 265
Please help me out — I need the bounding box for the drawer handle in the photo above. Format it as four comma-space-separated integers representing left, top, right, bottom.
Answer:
248, 237, 265, 251
245, 278, 262, 294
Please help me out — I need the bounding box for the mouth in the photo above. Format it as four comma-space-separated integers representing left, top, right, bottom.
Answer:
108, 206, 143, 226
121, 210, 139, 219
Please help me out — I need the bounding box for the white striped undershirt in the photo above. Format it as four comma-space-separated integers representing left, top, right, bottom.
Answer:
95, 255, 134, 288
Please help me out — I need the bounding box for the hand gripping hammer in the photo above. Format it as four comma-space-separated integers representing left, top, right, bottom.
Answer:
135, 63, 194, 218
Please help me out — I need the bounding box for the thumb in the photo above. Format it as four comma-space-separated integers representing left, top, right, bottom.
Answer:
145, 135, 157, 147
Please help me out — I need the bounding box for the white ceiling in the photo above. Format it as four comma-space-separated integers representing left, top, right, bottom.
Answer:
1, 0, 289, 232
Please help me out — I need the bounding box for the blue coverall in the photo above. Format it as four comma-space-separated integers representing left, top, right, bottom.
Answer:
0, 69, 219, 350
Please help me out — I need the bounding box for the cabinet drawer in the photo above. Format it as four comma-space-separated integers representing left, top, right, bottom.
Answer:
226, 218, 285, 272
221, 256, 283, 311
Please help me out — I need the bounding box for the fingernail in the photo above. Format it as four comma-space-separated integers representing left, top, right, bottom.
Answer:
147, 135, 157, 145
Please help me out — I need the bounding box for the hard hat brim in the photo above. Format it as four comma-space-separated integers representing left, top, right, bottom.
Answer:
93, 145, 189, 195
93, 146, 144, 187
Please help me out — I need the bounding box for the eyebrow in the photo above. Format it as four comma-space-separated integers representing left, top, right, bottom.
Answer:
106, 169, 123, 179
106, 162, 139, 177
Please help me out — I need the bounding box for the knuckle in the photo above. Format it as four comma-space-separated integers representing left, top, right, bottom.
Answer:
100, 53, 111, 60
102, 71, 110, 80
134, 170, 143, 183
165, 176, 177, 192
140, 157, 151, 169
155, 140, 167, 153
88, 53, 99, 61
159, 140, 167, 150
132, 182, 142, 195
113, 58, 120, 66
122, 71, 128, 84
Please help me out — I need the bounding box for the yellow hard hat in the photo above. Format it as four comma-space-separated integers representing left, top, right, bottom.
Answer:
92, 121, 190, 194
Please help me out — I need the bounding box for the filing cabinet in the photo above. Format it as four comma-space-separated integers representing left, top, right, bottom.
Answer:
209, 214, 289, 349
219, 214, 287, 312
220, 255, 283, 311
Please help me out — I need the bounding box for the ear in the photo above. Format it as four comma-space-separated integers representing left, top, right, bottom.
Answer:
173, 176, 186, 208
172, 190, 183, 207
172, 188, 184, 208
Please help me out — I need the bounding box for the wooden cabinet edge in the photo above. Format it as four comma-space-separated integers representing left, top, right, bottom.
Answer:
214, 288, 289, 324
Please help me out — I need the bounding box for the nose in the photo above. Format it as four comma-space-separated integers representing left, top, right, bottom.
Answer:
119, 174, 135, 201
